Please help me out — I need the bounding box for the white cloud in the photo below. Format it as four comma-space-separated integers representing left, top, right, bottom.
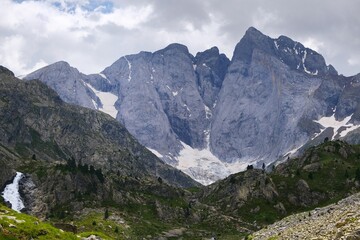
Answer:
252, 7, 279, 30
0, 0, 359, 76
0, 35, 26, 74
0, 0, 154, 75
348, 57, 360, 66
303, 38, 325, 52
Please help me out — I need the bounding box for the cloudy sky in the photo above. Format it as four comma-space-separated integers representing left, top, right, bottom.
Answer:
1, 0, 359, 76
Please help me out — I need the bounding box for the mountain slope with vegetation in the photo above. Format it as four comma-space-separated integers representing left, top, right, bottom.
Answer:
201, 140, 360, 231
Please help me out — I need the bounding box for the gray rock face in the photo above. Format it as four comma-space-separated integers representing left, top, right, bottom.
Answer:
195, 47, 230, 108
336, 74, 360, 120
103, 44, 209, 156
23, 61, 102, 110
211, 48, 323, 162
23, 27, 360, 184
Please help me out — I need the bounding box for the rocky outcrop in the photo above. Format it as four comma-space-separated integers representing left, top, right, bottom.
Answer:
0, 159, 15, 193
0, 66, 15, 77
251, 192, 360, 239
18, 175, 48, 219
194, 46, 230, 108
23, 61, 101, 110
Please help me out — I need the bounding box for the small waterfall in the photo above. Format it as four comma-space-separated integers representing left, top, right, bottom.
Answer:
1, 172, 25, 212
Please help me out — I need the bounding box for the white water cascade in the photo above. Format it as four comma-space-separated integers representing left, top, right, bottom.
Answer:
1, 172, 25, 212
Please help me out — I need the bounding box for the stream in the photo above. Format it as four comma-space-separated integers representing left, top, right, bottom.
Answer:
1, 172, 25, 212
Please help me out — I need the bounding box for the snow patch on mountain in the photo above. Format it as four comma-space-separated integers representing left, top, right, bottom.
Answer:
176, 141, 251, 185
314, 113, 360, 140
147, 148, 164, 158
1, 172, 25, 212
98, 73, 111, 83
124, 56, 132, 82
85, 83, 118, 118
302, 50, 318, 75
204, 105, 212, 119
274, 40, 279, 50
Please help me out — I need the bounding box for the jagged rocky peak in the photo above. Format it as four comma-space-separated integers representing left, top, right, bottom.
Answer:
24, 61, 77, 81
33, 61, 75, 75
233, 27, 337, 77
232, 26, 275, 63
275, 35, 329, 75
195, 46, 230, 80
194, 47, 230, 108
158, 43, 192, 55
24, 61, 100, 110
49, 60, 71, 68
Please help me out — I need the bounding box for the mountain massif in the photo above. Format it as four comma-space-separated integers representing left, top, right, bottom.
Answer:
23, 27, 360, 185
2, 51, 360, 238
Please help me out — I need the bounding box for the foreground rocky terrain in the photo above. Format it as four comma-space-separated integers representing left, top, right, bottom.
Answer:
251, 192, 360, 239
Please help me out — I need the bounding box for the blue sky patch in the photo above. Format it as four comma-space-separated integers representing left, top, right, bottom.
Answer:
12, 0, 114, 13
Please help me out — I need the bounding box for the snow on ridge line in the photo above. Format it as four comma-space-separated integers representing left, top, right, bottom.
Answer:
302, 50, 318, 76
147, 148, 163, 158
283, 111, 359, 162
98, 73, 111, 84
85, 83, 118, 119
98, 73, 107, 79
274, 40, 279, 50
313, 113, 360, 140
1, 172, 25, 212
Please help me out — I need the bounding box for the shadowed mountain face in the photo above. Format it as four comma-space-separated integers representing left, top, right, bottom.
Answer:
24, 27, 360, 184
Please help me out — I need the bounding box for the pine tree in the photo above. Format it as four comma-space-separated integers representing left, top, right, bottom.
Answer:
308, 172, 314, 180
104, 208, 109, 220
356, 168, 360, 181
